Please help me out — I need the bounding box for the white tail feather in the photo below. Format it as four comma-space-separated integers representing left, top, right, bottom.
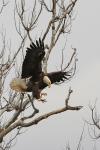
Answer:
10, 78, 27, 92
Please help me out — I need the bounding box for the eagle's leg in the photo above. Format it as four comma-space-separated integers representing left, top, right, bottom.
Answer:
32, 82, 47, 103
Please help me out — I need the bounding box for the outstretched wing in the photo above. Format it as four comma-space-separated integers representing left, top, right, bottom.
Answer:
21, 38, 45, 79
47, 71, 70, 83
40, 71, 71, 89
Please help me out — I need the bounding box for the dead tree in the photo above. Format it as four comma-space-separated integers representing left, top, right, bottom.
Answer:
0, 0, 82, 149
85, 102, 100, 140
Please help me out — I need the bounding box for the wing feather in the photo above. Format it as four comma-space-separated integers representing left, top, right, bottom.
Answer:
21, 38, 45, 79
40, 71, 71, 89
47, 71, 70, 83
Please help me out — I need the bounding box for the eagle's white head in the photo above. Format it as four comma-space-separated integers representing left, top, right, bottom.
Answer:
43, 76, 51, 88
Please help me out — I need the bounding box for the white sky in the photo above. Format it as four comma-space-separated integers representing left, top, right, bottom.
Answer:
0, 0, 100, 149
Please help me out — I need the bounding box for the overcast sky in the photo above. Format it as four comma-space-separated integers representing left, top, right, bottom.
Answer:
1, 0, 100, 149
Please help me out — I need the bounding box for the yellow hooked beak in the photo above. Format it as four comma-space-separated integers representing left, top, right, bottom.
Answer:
43, 76, 51, 88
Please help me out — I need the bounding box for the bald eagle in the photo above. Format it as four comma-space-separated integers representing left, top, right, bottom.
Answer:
10, 39, 70, 101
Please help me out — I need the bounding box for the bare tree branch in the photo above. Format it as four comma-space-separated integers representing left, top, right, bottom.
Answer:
0, 0, 82, 148
0, 88, 82, 142
0, 0, 8, 14
85, 102, 100, 139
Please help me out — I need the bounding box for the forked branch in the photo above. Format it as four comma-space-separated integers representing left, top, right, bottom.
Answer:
0, 88, 82, 141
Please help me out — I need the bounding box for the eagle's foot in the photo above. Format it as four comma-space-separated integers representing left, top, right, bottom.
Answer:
40, 92, 47, 100
40, 93, 47, 97
36, 92, 47, 103
37, 99, 47, 103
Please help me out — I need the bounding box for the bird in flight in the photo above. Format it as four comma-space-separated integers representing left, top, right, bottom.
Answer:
10, 38, 70, 102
